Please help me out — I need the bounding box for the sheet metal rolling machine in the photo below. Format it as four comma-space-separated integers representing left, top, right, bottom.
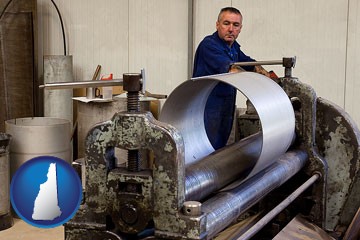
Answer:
64, 58, 360, 240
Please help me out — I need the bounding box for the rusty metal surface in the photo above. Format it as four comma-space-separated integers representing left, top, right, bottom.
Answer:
66, 111, 208, 239
65, 228, 123, 240
76, 98, 150, 159
280, 77, 328, 227
66, 73, 360, 239
107, 169, 153, 233
237, 114, 261, 140
315, 97, 360, 231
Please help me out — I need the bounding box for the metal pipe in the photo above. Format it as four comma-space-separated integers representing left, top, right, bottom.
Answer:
43, 55, 73, 125
202, 150, 308, 239
185, 133, 262, 201
39, 79, 123, 90
232, 57, 296, 69
232, 60, 283, 67
236, 173, 320, 240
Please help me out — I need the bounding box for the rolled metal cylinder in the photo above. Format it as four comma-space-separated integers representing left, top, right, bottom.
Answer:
185, 133, 262, 201
160, 72, 295, 179
202, 150, 308, 239
44, 55, 73, 125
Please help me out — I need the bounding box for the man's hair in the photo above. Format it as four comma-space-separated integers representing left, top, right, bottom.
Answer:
217, 7, 242, 21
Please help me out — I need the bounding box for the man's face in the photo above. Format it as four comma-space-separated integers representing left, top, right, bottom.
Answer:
216, 11, 242, 46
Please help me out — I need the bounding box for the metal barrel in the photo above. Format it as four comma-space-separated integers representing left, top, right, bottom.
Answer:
5, 117, 71, 178
202, 150, 308, 239
0, 133, 13, 230
185, 133, 262, 201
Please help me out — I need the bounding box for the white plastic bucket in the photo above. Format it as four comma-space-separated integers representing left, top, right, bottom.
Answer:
5, 117, 71, 178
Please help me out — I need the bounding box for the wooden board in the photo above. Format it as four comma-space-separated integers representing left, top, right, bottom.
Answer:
274, 215, 335, 240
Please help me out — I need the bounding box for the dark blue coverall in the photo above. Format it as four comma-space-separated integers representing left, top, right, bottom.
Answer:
193, 31, 255, 149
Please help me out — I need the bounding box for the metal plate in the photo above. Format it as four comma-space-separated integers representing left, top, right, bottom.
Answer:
160, 72, 295, 178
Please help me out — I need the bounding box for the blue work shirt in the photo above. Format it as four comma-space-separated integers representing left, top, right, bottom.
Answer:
193, 32, 255, 149
193, 32, 255, 77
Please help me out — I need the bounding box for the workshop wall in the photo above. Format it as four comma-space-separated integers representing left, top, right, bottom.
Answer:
345, 0, 360, 129
37, 0, 190, 96
194, 0, 360, 128
38, 0, 360, 127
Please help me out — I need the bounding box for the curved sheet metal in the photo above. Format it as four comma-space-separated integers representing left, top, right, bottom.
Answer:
159, 72, 295, 178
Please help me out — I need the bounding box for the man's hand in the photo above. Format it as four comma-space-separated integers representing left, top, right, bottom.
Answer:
254, 65, 271, 78
230, 64, 279, 83
229, 65, 246, 73
255, 66, 280, 83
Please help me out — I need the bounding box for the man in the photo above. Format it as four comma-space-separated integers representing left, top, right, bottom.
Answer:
193, 7, 269, 150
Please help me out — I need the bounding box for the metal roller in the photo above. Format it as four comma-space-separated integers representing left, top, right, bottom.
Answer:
185, 132, 262, 201
160, 72, 295, 179
203, 150, 308, 239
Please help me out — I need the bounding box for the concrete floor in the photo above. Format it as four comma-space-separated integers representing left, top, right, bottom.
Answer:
0, 218, 63, 240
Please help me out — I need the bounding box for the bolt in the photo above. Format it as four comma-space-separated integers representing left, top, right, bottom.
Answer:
123, 73, 142, 112
120, 204, 138, 225
283, 57, 296, 78
123, 73, 142, 171
128, 150, 141, 172
183, 201, 202, 216
123, 73, 142, 92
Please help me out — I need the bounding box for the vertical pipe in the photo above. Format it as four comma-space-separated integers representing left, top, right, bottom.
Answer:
43, 55, 73, 125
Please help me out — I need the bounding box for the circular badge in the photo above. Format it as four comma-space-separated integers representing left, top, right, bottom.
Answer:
10, 156, 82, 228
